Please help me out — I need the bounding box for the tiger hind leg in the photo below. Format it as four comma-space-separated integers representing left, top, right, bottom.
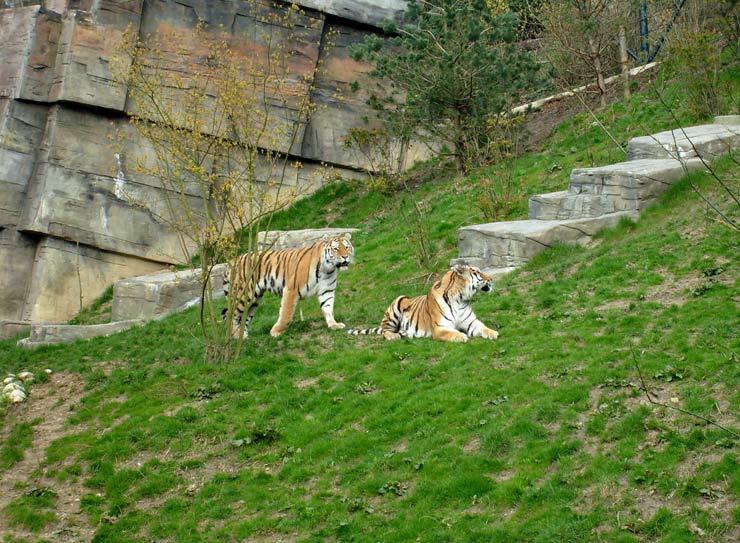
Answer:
379, 296, 409, 341
221, 306, 246, 339
223, 290, 263, 340
271, 288, 298, 337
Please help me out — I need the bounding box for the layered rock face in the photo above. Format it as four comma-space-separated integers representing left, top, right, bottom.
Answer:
0, 0, 407, 336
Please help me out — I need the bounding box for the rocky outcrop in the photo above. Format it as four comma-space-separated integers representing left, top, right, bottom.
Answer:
0, 0, 406, 336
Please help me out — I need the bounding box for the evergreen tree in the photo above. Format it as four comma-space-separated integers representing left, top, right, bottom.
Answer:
353, 0, 541, 172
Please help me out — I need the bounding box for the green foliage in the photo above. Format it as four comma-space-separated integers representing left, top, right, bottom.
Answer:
352, 0, 541, 172
660, 29, 726, 118
470, 163, 525, 220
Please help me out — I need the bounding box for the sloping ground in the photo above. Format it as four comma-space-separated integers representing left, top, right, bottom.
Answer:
0, 151, 738, 542
0, 371, 95, 542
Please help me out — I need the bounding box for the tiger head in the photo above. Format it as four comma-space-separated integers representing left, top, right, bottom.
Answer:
448, 264, 493, 300
322, 233, 354, 270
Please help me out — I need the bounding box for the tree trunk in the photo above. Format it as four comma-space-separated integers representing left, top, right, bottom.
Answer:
619, 26, 630, 101
454, 110, 465, 173
588, 35, 608, 108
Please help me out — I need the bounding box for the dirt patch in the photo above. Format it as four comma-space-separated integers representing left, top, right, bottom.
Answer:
462, 436, 481, 454
0, 371, 95, 542
294, 377, 319, 390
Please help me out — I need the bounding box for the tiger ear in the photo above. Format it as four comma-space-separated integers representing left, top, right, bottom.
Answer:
343, 232, 352, 240
450, 264, 467, 276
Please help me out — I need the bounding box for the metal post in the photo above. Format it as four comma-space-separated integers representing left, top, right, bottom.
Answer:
639, 2, 649, 56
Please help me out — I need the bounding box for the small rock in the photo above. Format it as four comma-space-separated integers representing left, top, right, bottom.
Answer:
670, 397, 680, 404
45, 369, 53, 374
18, 371, 34, 382
3, 376, 15, 385
3, 382, 24, 394
8, 389, 27, 403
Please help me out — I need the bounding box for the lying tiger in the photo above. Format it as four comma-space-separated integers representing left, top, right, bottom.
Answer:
347, 264, 499, 342
222, 233, 353, 338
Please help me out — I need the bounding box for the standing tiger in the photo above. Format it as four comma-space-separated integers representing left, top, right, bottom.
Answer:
222, 233, 354, 338
347, 264, 498, 342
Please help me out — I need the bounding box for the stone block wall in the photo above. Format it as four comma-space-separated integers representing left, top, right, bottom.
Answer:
0, 0, 409, 335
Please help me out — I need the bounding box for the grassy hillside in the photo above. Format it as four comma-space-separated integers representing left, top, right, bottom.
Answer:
1, 80, 739, 542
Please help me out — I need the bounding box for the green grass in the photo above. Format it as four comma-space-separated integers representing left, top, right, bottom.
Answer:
1, 75, 739, 541
67, 286, 114, 325
0, 421, 35, 471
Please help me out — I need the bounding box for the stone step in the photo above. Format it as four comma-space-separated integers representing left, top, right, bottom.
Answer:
627, 121, 740, 161
529, 158, 705, 220
454, 212, 636, 269
459, 116, 740, 272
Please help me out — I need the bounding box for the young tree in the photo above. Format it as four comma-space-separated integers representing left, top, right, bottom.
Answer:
534, 0, 629, 108
112, 5, 327, 361
352, 0, 541, 172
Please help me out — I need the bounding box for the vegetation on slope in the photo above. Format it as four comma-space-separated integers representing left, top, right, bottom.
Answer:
0, 76, 738, 542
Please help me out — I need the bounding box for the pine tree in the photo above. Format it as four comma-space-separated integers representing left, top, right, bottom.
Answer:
353, 0, 541, 172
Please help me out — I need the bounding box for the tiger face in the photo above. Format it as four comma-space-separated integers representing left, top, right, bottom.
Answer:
453, 264, 493, 292
323, 234, 354, 270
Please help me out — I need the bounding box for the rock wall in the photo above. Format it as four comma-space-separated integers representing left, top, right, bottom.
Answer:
0, 0, 409, 336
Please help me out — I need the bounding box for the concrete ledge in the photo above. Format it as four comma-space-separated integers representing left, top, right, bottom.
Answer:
258, 228, 360, 251
112, 264, 227, 322
529, 191, 571, 220
715, 115, 740, 126
0, 320, 31, 339
18, 320, 144, 348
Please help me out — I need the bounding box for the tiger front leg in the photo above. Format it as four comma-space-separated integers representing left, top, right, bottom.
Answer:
432, 327, 469, 343
467, 318, 499, 340
318, 288, 345, 330
271, 288, 299, 337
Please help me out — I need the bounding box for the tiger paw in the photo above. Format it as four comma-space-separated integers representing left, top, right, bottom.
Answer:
482, 328, 499, 340
329, 322, 346, 330
230, 328, 249, 340
270, 326, 285, 337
